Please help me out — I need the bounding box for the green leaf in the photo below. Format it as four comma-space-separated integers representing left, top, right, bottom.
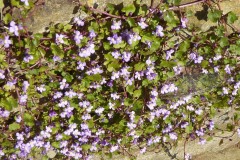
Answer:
133, 89, 142, 98
163, 11, 179, 28
179, 40, 190, 52
81, 144, 91, 151
87, 74, 102, 81
3, 13, 12, 24
9, 123, 20, 131
134, 63, 145, 71
24, 113, 35, 127
103, 42, 111, 50
47, 150, 56, 158
160, 60, 176, 68
185, 124, 193, 133
122, 4, 136, 15
0, 0, 4, 9
113, 42, 126, 49
51, 43, 64, 58
208, 9, 222, 22
219, 37, 229, 47
150, 40, 161, 52
168, 0, 181, 5
106, 3, 115, 13
137, 4, 148, 16
227, 12, 238, 24
126, 17, 136, 27
1, 96, 18, 111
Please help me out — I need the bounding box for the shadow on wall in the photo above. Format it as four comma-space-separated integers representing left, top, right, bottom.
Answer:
195, 4, 208, 21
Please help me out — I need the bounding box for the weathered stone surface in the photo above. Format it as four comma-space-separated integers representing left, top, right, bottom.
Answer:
17, 1, 240, 159
22, 0, 240, 33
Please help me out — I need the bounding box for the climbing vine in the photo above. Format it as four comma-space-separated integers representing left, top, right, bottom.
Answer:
0, 0, 240, 159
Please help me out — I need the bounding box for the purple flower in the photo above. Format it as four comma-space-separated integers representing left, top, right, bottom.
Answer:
111, 71, 120, 80
110, 145, 119, 152
53, 56, 61, 62
36, 85, 46, 93
23, 54, 33, 63
56, 34, 66, 45
19, 94, 28, 104
122, 52, 131, 62
173, 66, 183, 75
224, 64, 231, 74
49, 111, 57, 117
111, 51, 120, 59
169, 132, 178, 140
111, 93, 120, 100
181, 17, 188, 28
107, 34, 122, 45
22, 81, 30, 93
74, 31, 83, 44
77, 61, 86, 70
9, 21, 22, 36
166, 49, 174, 60
89, 30, 96, 38
0, 70, 5, 79
140, 147, 146, 154
154, 25, 164, 37
196, 128, 204, 136
0, 36, 12, 48
0, 109, 10, 118
111, 20, 121, 30
74, 17, 84, 26
138, 18, 148, 29
237, 128, 240, 137
53, 92, 63, 99
79, 43, 95, 57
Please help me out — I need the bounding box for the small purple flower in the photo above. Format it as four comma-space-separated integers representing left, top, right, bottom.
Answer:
0, 36, 12, 48
198, 138, 206, 145
107, 34, 122, 45
111, 93, 120, 100
224, 64, 231, 74
74, 17, 84, 26
53, 92, 63, 99
122, 51, 131, 62
23, 54, 33, 63
16, 115, 22, 123
138, 18, 148, 29
53, 56, 61, 62
154, 25, 164, 37
22, 81, 30, 93
74, 31, 83, 44
19, 94, 28, 104
77, 61, 86, 70
237, 128, 240, 137
140, 147, 146, 154
110, 145, 119, 152
89, 30, 96, 38
166, 49, 174, 60
9, 21, 22, 36
111, 51, 121, 59
36, 85, 46, 93
0, 70, 5, 79
169, 132, 178, 140
56, 34, 66, 45
111, 20, 121, 30
79, 43, 95, 57
0, 109, 10, 118
181, 17, 188, 28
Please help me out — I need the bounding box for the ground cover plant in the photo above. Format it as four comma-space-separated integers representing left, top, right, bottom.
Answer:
0, 0, 240, 159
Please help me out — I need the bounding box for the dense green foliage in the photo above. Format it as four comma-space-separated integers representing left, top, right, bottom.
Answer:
0, 0, 239, 159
